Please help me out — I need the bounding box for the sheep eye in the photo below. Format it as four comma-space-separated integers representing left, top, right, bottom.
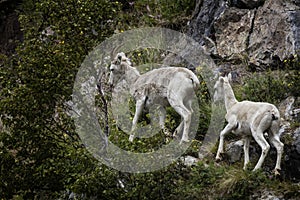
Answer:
110, 68, 114, 72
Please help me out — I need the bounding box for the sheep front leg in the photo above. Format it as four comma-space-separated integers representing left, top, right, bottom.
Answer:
243, 136, 250, 170
173, 121, 183, 138
158, 106, 170, 136
216, 123, 236, 161
129, 99, 145, 142
269, 133, 284, 175
252, 131, 270, 171
181, 110, 191, 144
171, 105, 191, 144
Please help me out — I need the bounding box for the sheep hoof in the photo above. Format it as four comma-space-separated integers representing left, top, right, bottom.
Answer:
172, 132, 179, 139
215, 154, 223, 162
129, 135, 134, 142
179, 138, 190, 144
173, 130, 178, 137
273, 169, 281, 176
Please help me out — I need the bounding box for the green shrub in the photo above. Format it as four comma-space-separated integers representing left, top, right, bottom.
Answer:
234, 69, 299, 105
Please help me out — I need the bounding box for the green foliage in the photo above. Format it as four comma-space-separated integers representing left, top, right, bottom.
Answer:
0, 0, 121, 198
234, 69, 299, 105
1, 0, 299, 199
115, 0, 195, 31
169, 161, 225, 199
0, 0, 196, 198
216, 169, 269, 199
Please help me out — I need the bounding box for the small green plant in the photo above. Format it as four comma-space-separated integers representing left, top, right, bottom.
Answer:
216, 168, 269, 199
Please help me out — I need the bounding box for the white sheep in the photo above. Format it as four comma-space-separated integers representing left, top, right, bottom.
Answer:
108, 52, 200, 144
214, 74, 284, 175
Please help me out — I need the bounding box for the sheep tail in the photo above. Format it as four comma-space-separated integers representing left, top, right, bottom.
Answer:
190, 73, 200, 90
271, 108, 280, 120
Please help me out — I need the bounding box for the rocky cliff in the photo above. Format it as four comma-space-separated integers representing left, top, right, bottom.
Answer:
188, 0, 300, 70
1, 0, 299, 190
188, 0, 300, 185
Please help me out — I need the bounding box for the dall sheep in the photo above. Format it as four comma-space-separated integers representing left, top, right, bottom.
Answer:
214, 74, 284, 175
108, 52, 200, 144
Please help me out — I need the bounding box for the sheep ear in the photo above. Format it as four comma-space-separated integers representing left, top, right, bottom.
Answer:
117, 55, 122, 65
227, 73, 232, 83
219, 77, 225, 83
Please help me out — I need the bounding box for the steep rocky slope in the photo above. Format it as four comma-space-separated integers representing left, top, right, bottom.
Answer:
188, 0, 300, 69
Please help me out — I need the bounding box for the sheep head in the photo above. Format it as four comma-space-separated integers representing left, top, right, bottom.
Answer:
213, 74, 231, 102
108, 52, 131, 87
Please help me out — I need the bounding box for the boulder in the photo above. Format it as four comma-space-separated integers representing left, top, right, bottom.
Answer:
181, 155, 200, 166
283, 128, 300, 182
226, 139, 244, 163
278, 96, 296, 121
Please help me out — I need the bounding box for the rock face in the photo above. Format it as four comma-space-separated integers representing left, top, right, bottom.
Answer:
284, 128, 300, 182
248, 0, 300, 67
214, 8, 255, 62
188, 0, 227, 46
188, 0, 300, 68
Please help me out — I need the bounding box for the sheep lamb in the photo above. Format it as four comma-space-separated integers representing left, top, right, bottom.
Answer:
214, 74, 284, 175
108, 52, 200, 144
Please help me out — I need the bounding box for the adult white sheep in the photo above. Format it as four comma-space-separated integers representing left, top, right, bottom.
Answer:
214, 74, 284, 175
108, 52, 200, 144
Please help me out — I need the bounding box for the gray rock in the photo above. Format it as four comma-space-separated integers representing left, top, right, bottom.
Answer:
283, 127, 300, 182
187, 0, 227, 46
181, 155, 200, 166
251, 189, 283, 200
294, 128, 300, 154
279, 96, 295, 121
214, 8, 255, 61
226, 139, 244, 163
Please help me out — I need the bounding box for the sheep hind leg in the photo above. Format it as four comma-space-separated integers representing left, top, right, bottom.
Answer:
158, 107, 171, 136
243, 136, 250, 170
173, 121, 183, 138
129, 99, 145, 142
251, 130, 270, 171
252, 114, 274, 171
268, 128, 284, 175
171, 104, 191, 144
